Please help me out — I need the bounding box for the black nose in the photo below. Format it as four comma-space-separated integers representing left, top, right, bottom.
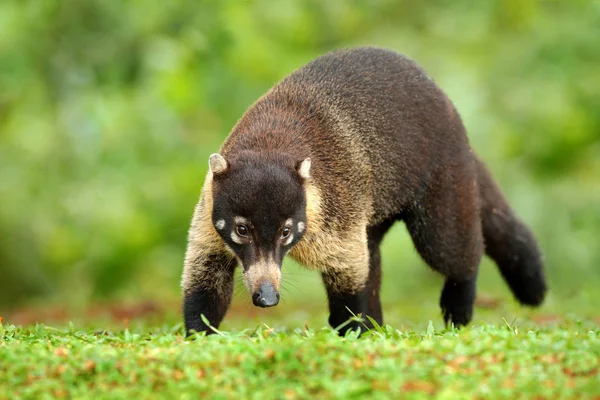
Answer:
252, 282, 280, 308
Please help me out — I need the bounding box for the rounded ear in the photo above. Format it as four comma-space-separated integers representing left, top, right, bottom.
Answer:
209, 153, 228, 175
296, 158, 311, 179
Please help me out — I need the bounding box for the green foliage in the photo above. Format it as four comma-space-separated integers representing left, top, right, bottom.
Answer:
1, 320, 599, 398
0, 0, 599, 308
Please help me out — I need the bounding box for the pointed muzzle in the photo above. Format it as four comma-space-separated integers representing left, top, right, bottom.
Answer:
243, 257, 281, 308
252, 282, 280, 307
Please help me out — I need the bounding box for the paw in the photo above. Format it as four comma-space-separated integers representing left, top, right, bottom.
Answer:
439, 278, 476, 328
441, 304, 473, 327
336, 321, 365, 337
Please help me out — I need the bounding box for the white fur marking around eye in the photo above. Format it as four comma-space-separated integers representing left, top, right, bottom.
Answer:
285, 218, 293, 227
283, 233, 294, 246
234, 216, 249, 225
230, 232, 244, 245
231, 216, 249, 245
297, 221, 305, 233
215, 219, 225, 230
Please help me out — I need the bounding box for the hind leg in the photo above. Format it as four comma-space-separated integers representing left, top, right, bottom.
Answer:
405, 164, 484, 328
365, 219, 396, 326
439, 275, 477, 326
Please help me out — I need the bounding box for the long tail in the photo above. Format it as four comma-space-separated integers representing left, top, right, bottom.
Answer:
477, 158, 547, 306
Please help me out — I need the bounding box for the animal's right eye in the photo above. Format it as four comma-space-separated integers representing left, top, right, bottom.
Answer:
236, 225, 249, 237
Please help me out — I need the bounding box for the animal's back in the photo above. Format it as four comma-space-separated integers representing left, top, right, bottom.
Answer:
224, 47, 472, 223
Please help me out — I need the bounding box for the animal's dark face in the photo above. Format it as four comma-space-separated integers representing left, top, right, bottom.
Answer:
209, 153, 310, 308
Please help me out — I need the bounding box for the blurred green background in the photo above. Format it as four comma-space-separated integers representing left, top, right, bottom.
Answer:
1, 0, 599, 327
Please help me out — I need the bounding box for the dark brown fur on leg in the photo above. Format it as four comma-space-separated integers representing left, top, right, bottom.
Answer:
365, 246, 383, 327
405, 160, 484, 328
322, 271, 368, 336
365, 219, 395, 327
183, 253, 236, 336
440, 276, 477, 327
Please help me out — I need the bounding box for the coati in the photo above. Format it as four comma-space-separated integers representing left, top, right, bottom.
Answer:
181, 47, 547, 336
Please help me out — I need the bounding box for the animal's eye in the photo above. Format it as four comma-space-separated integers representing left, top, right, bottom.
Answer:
281, 227, 291, 239
236, 225, 249, 237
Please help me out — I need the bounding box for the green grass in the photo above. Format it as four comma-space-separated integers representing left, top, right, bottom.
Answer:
1, 318, 599, 399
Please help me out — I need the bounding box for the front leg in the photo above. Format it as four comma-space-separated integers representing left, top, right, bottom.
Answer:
322, 271, 368, 336
291, 215, 371, 336
182, 252, 236, 336
320, 233, 370, 336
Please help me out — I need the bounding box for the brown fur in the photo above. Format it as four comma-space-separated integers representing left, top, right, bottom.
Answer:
182, 47, 547, 335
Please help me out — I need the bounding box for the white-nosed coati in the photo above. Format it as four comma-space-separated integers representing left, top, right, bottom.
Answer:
181, 47, 547, 336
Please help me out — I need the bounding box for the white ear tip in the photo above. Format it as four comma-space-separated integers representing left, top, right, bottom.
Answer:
298, 158, 311, 179
209, 153, 228, 175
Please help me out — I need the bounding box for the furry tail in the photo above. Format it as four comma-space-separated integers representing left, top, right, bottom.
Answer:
477, 158, 547, 306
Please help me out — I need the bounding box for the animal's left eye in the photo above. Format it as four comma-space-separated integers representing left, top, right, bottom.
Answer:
236, 225, 249, 237
281, 227, 291, 239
